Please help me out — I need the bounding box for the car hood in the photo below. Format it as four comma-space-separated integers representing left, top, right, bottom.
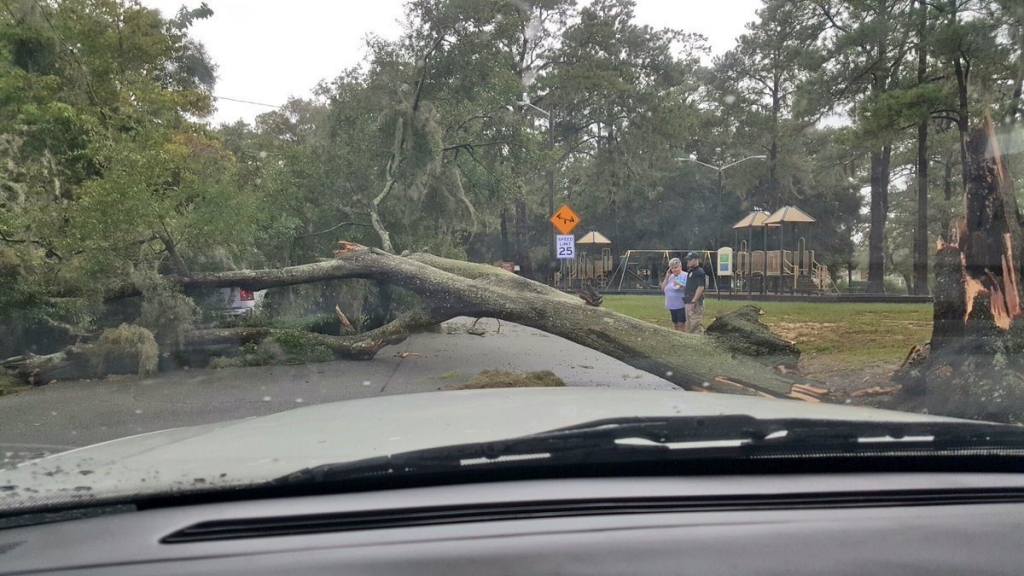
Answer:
0, 387, 963, 513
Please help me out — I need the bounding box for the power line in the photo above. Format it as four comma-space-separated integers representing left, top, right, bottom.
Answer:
214, 95, 281, 108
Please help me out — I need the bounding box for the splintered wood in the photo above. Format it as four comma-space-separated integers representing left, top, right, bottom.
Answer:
942, 113, 1023, 333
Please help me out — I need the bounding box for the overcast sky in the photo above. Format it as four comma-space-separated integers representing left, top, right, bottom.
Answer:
141, 0, 763, 125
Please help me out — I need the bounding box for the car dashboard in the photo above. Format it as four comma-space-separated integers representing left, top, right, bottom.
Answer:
4, 472, 1024, 575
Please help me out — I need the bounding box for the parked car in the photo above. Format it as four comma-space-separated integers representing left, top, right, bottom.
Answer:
216, 287, 267, 316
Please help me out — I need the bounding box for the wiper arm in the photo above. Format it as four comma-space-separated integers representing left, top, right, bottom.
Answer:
272, 416, 1024, 486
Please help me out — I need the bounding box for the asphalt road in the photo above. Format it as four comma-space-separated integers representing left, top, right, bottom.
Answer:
0, 318, 677, 468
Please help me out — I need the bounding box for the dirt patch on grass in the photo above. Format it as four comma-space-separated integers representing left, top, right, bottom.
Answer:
802, 355, 896, 391
799, 354, 901, 407
770, 322, 836, 343
444, 370, 565, 390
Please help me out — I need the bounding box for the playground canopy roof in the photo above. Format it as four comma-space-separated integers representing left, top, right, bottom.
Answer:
577, 231, 612, 244
732, 210, 771, 229
764, 205, 817, 226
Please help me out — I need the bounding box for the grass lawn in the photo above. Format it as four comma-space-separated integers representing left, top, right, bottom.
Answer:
603, 295, 932, 389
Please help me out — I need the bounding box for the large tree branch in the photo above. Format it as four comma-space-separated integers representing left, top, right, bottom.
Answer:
100, 246, 826, 400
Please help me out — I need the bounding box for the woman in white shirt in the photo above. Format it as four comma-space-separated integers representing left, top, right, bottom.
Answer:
660, 257, 687, 331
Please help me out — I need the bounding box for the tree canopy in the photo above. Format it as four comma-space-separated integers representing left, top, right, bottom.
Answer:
1, 0, 1023, 355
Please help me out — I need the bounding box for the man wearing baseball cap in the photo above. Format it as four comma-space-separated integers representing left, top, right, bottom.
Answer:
682, 252, 706, 334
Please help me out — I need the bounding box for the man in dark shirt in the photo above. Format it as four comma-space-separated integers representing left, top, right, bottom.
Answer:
683, 252, 706, 334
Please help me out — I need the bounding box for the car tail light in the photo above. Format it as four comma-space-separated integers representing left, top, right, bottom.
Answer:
239, 289, 255, 301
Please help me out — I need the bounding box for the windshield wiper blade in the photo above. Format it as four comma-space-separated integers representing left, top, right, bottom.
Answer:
271, 416, 1024, 486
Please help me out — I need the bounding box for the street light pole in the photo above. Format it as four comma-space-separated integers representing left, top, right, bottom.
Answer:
717, 168, 724, 250
676, 154, 767, 249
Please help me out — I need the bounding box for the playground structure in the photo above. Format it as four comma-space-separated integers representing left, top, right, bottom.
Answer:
605, 249, 719, 292
728, 206, 839, 295
555, 206, 840, 296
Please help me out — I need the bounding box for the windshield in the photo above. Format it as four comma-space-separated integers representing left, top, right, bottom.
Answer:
1, 0, 1024, 510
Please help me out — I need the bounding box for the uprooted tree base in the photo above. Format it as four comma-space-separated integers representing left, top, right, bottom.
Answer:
4, 246, 830, 402
890, 330, 1024, 424
886, 117, 1024, 424
706, 305, 801, 370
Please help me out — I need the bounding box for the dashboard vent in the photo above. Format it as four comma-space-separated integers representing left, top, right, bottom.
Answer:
161, 489, 1024, 544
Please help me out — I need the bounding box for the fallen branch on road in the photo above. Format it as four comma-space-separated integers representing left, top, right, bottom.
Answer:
14, 244, 828, 401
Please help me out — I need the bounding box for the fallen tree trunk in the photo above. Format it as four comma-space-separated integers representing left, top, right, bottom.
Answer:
10, 243, 828, 400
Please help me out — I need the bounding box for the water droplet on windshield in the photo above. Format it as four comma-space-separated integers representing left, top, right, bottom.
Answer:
295, 398, 304, 403
50, 412, 58, 416
665, 371, 673, 377
134, 410, 142, 415
362, 381, 372, 387
263, 396, 272, 401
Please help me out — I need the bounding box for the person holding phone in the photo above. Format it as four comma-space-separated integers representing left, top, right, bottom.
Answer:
660, 257, 687, 331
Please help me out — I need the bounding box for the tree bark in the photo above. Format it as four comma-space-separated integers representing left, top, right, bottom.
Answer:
914, 122, 930, 295
913, 0, 930, 296
949, 0, 971, 193
867, 146, 892, 293
500, 207, 510, 261
943, 149, 955, 201
27, 246, 829, 401
513, 195, 535, 279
